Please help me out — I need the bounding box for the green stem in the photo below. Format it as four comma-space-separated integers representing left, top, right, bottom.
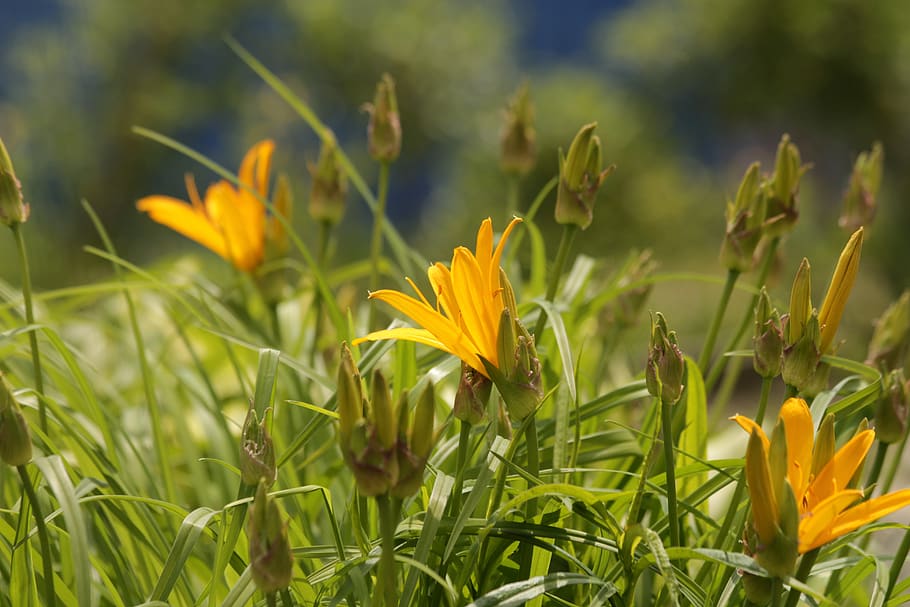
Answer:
266, 592, 277, 607
705, 237, 780, 393
697, 269, 740, 373
783, 549, 819, 607
450, 420, 472, 515
505, 174, 520, 219
865, 441, 888, 493
309, 221, 332, 369
374, 495, 399, 607
280, 588, 294, 607
882, 422, 910, 494
18, 465, 56, 607
886, 527, 910, 600
368, 162, 391, 331
11, 223, 45, 432
769, 577, 782, 607
516, 418, 540, 581
533, 224, 578, 339
660, 398, 680, 549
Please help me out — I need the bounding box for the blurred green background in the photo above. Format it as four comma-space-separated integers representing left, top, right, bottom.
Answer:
1, 0, 908, 362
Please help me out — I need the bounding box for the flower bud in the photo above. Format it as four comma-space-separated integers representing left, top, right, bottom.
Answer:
646, 312, 685, 405
337, 343, 364, 446
818, 228, 863, 354
483, 309, 543, 421
786, 258, 812, 345
248, 481, 294, 594
866, 291, 910, 370
365, 73, 402, 163
0, 376, 31, 467
753, 288, 783, 379
875, 370, 909, 444
308, 131, 348, 226
500, 83, 537, 176
371, 370, 398, 451
720, 162, 767, 272
782, 313, 821, 393
763, 135, 807, 238
839, 142, 883, 232
240, 405, 276, 487
0, 137, 29, 226
555, 123, 615, 230
454, 362, 491, 425
392, 382, 436, 498
741, 572, 774, 605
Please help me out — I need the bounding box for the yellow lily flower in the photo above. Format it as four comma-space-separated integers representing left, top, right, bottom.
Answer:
137, 140, 275, 272
353, 217, 521, 377
733, 397, 910, 553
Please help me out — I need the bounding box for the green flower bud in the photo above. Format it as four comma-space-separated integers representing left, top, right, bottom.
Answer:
240, 405, 276, 487
555, 123, 615, 230
866, 291, 910, 371
720, 162, 767, 272
392, 382, 436, 498
483, 309, 543, 421
839, 142, 883, 232
753, 287, 783, 379
741, 572, 774, 605
365, 73, 402, 163
0, 376, 31, 467
337, 343, 364, 446
646, 312, 685, 405
782, 314, 821, 393
500, 83, 537, 176
786, 258, 812, 345
875, 370, 908, 444
0, 137, 29, 226
763, 134, 807, 238
248, 482, 294, 594
308, 131, 348, 226
371, 370, 398, 451
454, 362, 491, 425
811, 413, 836, 477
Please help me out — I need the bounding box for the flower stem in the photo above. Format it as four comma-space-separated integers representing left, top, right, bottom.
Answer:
865, 441, 888, 493
450, 420, 472, 515
506, 174, 520, 219
368, 161, 391, 331
705, 237, 780, 393
18, 465, 56, 607
769, 577, 783, 607
280, 589, 294, 607
309, 221, 332, 369
886, 526, 910, 600
266, 592, 277, 607
11, 223, 45, 432
532, 224, 578, 339
661, 397, 680, 549
697, 269, 740, 374
374, 494, 399, 607
783, 548, 819, 607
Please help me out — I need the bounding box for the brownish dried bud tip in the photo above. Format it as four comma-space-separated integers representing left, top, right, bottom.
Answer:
240, 405, 276, 487
365, 74, 402, 163
308, 131, 348, 226
0, 137, 29, 226
500, 83, 537, 176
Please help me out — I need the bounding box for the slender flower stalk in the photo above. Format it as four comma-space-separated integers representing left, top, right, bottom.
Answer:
18, 465, 56, 607
11, 224, 45, 430
368, 161, 391, 330
137, 140, 274, 272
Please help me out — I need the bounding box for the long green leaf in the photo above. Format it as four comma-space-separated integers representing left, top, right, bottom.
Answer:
149, 507, 218, 601
466, 572, 614, 607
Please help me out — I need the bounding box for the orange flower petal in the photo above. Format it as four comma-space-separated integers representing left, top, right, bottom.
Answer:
203, 182, 262, 271
798, 489, 864, 553
805, 430, 874, 512
136, 195, 229, 261
352, 327, 446, 351
801, 488, 910, 553
731, 414, 770, 452
779, 398, 814, 500
452, 246, 497, 362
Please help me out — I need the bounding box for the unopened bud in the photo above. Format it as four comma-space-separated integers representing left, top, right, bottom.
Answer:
240, 405, 276, 487
371, 370, 398, 451
555, 122, 615, 230
392, 383, 436, 498
741, 572, 773, 605
839, 142, 883, 232
753, 288, 783, 379
308, 131, 348, 226
763, 135, 807, 237
500, 83, 537, 176
782, 314, 821, 392
876, 370, 909, 444
337, 343, 364, 445
0, 137, 29, 226
248, 482, 294, 593
867, 291, 910, 370
720, 162, 767, 272
365, 74, 402, 163
786, 258, 812, 345
454, 362, 491, 425
818, 228, 863, 354
0, 376, 31, 467
646, 312, 685, 405
484, 311, 543, 421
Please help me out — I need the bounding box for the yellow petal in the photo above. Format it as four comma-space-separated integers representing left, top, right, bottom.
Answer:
798, 489, 864, 552
800, 488, 910, 552
136, 195, 229, 261
475, 217, 494, 285
779, 397, 814, 501
731, 414, 770, 452
490, 217, 522, 294
203, 182, 262, 271
452, 246, 498, 362
428, 263, 460, 324
239, 140, 275, 199
745, 428, 778, 546
352, 327, 445, 351
805, 429, 874, 512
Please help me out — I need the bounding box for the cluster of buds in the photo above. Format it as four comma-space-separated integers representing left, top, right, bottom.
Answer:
499, 83, 537, 176
0, 375, 32, 467
753, 288, 784, 379
554, 122, 614, 230
247, 481, 294, 594
337, 344, 435, 498
0, 137, 29, 226
839, 142, 883, 233
364, 74, 402, 163
646, 312, 685, 406
308, 130, 348, 227
480, 270, 543, 422
239, 405, 276, 487
719, 135, 809, 272
867, 292, 910, 443
781, 228, 863, 394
